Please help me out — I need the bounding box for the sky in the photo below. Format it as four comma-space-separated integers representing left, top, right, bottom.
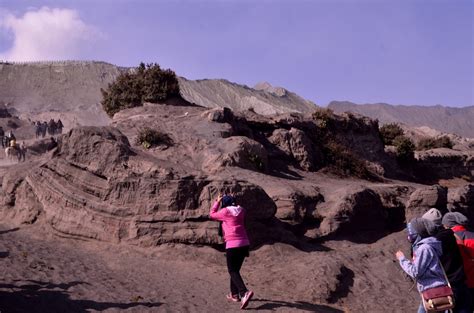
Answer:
0, 0, 472, 107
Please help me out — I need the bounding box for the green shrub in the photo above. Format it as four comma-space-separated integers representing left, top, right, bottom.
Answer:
380, 123, 404, 146
417, 136, 453, 150
135, 127, 173, 149
393, 135, 415, 164
312, 107, 334, 129
324, 140, 371, 178
101, 63, 180, 116
248, 153, 265, 172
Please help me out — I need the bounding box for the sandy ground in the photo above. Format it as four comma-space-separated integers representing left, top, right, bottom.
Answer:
0, 223, 346, 313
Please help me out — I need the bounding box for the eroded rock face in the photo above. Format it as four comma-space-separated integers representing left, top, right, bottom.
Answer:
405, 185, 448, 221
0, 126, 281, 247
416, 149, 474, 180
318, 188, 384, 238
217, 136, 268, 172
315, 186, 408, 242
57, 126, 132, 176
269, 128, 322, 171
0, 105, 442, 252
448, 184, 474, 227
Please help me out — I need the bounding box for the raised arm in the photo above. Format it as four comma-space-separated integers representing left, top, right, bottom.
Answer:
209, 195, 227, 221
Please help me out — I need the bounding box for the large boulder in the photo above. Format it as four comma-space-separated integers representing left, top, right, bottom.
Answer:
56, 126, 132, 176
416, 149, 474, 180
405, 185, 448, 221
315, 186, 408, 242
268, 127, 322, 171
448, 184, 474, 228
205, 136, 268, 173
318, 188, 384, 238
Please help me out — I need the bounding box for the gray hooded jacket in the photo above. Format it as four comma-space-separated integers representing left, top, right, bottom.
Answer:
399, 236, 447, 292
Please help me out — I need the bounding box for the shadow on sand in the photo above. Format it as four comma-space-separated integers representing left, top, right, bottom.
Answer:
0, 280, 162, 313
251, 298, 345, 312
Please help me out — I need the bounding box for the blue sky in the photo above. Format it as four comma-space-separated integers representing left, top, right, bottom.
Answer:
0, 0, 472, 107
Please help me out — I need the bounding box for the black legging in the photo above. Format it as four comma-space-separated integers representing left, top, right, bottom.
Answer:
226, 246, 249, 297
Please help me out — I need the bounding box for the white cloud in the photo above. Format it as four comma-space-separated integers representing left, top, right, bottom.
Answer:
0, 7, 101, 61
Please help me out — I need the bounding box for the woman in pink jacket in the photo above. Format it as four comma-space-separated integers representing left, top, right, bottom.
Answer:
210, 194, 254, 310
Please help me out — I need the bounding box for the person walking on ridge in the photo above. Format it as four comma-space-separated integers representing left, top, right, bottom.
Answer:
209, 193, 254, 310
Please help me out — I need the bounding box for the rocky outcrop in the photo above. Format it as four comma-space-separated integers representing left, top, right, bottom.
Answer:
405, 185, 448, 221
56, 126, 132, 176
0, 104, 438, 250
217, 136, 268, 172
331, 112, 387, 166
448, 184, 474, 227
269, 128, 322, 171
0, 126, 283, 247
416, 148, 474, 180
2, 103, 414, 246
315, 186, 408, 242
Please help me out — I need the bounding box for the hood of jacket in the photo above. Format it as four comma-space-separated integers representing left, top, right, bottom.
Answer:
226, 205, 243, 216
414, 236, 442, 257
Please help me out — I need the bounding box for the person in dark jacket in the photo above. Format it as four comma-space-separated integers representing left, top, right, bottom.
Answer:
442, 212, 474, 303
422, 209, 472, 313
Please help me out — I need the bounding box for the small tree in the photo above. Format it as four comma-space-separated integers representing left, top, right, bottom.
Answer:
312, 107, 334, 129
324, 140, 371, 178
101, 63, 180, 116
379, 123, 404, 146
393, 135, 415, 164
135, 127, 173, 149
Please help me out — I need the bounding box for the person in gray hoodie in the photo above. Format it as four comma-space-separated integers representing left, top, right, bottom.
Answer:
396, 218, 449, 313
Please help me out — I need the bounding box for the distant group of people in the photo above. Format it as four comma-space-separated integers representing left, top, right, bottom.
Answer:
0, 127, 26, 161
35, 119, 63, 138
0, 126, 14, 148
396, 209, 473, 312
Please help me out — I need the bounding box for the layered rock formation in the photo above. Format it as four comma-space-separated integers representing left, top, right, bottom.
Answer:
415, 148, 474, 180
0, 101, 410, 247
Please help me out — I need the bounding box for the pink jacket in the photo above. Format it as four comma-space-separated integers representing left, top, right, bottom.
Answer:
209, 200, 250, 249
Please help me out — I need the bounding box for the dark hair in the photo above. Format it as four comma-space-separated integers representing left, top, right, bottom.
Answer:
222, 195, 235, 207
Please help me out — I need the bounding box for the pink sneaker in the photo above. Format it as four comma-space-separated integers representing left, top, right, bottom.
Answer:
240, 290, 253, 309
226, 293, 240, 302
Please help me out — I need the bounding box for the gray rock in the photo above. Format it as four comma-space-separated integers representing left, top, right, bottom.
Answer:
448, 184, 474, 227
269, 127, 322, 171
405, 185, 448, 221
